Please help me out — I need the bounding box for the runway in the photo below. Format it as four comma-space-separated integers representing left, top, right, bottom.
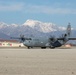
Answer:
0, 48, 76, 75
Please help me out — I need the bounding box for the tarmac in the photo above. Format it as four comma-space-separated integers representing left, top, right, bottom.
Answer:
0, 47, 76, 75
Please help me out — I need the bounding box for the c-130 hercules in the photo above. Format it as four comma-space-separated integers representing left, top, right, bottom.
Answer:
11, 23, 76, 49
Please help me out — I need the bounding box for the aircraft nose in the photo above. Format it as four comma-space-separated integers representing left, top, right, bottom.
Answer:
23, 41, 29, 46
23, 41, 27, 45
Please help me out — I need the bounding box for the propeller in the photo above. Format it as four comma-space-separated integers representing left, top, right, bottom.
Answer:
10, 34, 31, 42
59, 34, 68, 42
20, 34, 25, 41
49, 35, 56, 43
58, 23, 71, 42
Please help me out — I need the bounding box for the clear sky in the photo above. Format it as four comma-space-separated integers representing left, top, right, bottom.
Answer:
0, 0, 76, 28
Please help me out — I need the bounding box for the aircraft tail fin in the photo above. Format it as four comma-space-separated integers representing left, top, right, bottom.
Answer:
63, 23, 71, 38
57, 23, 71, 43
66, 23, 71, 37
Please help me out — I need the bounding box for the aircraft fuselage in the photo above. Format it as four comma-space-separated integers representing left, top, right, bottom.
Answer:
23, 37, 62, 48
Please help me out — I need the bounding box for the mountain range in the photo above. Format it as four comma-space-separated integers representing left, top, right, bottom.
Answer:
0, 19, 76, 43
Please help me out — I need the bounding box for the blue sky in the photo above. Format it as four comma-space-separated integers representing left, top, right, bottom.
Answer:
0, 0, 76, 28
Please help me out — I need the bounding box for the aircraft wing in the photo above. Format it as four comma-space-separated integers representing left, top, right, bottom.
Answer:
57, 38, 76, 40
68, 38, 76, 40
10, 37, 31, 40
10, 37, 20, 39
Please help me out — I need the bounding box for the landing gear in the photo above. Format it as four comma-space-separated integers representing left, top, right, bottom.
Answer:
41, 47, 46, 49
28, 47, 30, 49
49, 47, 55, 49
27, 47, 33, 49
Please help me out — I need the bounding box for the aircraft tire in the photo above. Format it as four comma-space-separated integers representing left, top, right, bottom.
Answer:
28, 47, 33, 49
28, 47, 30, 49
50, 47, 55, 49
41, 47, 46, 49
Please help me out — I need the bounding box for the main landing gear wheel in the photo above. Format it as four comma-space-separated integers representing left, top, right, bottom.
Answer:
41, 47, 46, 49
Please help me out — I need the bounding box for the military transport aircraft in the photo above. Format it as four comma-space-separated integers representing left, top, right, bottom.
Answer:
11, 23, 76, 49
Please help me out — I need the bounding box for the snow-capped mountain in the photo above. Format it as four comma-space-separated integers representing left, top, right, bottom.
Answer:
0, 32, 10, 39
23, 19, 66, 33
0, 19, 75, 39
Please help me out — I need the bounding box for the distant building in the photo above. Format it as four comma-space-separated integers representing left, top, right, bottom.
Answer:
0, 39, 24, 47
